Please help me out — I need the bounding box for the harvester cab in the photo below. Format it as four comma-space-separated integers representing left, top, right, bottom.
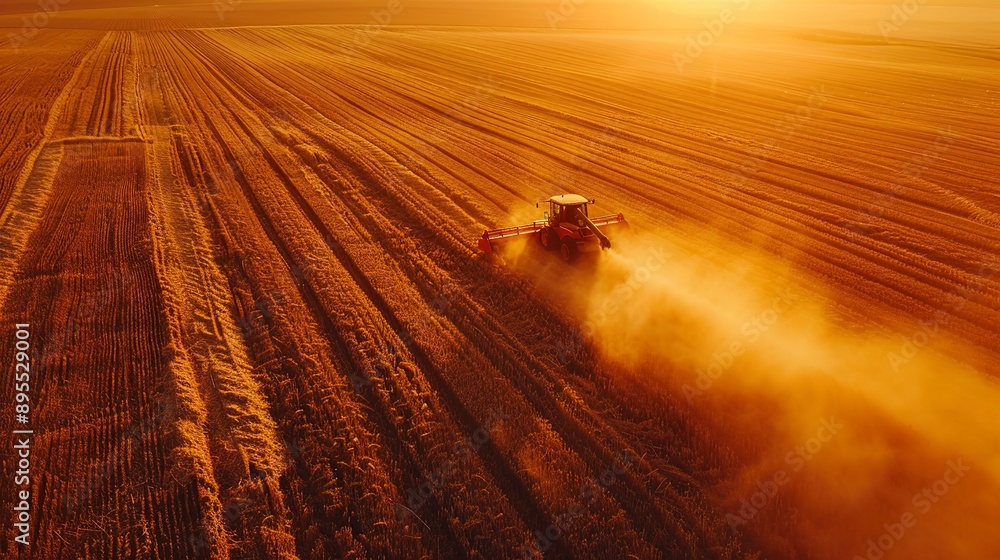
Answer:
478, 193, 629, 262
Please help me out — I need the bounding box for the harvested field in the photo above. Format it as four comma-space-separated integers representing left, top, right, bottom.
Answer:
0, 1, 997, 559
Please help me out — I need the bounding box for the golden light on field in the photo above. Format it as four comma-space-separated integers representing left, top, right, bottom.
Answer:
0, 0, 996, 558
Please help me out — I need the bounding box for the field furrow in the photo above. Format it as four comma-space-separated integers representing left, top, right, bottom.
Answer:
0, 137, 223, 559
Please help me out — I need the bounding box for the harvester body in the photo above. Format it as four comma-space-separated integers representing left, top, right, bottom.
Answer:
478, 194, 629, 262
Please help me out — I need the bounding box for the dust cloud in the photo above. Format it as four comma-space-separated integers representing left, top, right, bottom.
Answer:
509, 228, 1000, 559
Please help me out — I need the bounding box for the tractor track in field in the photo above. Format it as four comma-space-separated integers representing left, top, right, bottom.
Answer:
136, 33, 298, 556
173, 129, 426, 558
169, 125, 395, 558
151, 33, 452, 557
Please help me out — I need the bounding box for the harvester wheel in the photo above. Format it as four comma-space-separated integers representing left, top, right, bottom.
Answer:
560, 238, 579, 263
539, 227, 555, 250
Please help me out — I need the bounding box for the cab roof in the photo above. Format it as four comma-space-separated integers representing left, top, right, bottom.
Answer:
548, 194, 589, 206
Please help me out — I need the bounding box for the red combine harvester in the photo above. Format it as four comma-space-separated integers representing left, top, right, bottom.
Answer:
478, 194, 629, 262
